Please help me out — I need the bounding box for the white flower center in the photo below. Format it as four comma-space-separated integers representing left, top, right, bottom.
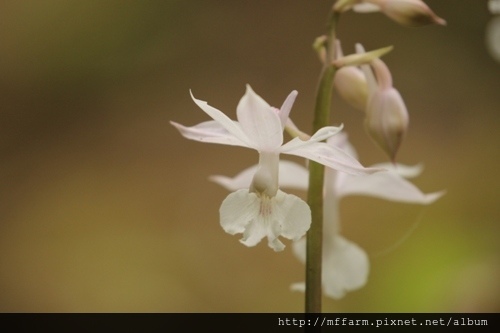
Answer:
258, 194, 273, 218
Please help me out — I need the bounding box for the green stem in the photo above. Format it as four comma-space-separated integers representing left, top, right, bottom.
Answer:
305, 9, 339, 314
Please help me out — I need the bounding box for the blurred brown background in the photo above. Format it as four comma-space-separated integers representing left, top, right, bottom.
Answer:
0, 0, 499, 312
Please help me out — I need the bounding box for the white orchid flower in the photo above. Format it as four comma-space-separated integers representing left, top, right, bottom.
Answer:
211, 132, 444, 297
171, 85, 377, 251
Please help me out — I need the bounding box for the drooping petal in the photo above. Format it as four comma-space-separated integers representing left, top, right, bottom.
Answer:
291, 234, 369, 300
369, 162, 423, 178
336, 168, 445, 204
236, 85, 283, 151
291, 236, 306, 263
190, 91, 251, 146
282, 140, 382, 175
219, 189, 260, 235
219, 189, 311, 251
170, 120, 249, 147
276, 160, 309, 190
209, 165, 259, 191
273, 190, 311, 241
322, 235, 369, 299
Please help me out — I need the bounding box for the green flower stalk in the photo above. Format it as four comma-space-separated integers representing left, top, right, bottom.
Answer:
305, 7, 340, 314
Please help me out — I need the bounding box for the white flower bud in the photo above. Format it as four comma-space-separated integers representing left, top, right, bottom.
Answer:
360, 53, 409, 161
365, 87, 409, 161
334, 66, 368, 111
366, 0, 446, 27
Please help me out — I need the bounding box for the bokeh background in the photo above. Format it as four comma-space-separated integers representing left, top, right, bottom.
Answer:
1, 0, 499, 312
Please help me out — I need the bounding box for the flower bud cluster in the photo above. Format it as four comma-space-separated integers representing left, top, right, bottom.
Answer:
333, 42, 408, 161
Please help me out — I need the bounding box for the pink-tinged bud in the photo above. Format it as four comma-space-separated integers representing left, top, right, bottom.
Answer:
362, 56, 409, 161
334, 66, 368, 111
366, 0, 446, 27
365, 87, 409, 161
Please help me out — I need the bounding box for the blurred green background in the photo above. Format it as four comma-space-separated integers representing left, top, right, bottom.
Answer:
0, 0, 499, 312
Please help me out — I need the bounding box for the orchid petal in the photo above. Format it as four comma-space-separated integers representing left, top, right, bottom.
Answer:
219, 189, 311, 251
292, 237, 306, 263
240, 209, 278, 248
209, 165, 259, 191
170, 120, 249, 148
322, 235, 369, 299
310, 125, 344, 142
337, 169, 445, 204
278, 90, 298, 128
291, 234, 369, 299
275, 190, 311, 241
190, 91, 251, 147
276, 160, 309, 190
280, 126, 343, 153
220, 189, 260, 235
283, 141, 382, 175
369, 162, 423, 179
236, 85, 283, 151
